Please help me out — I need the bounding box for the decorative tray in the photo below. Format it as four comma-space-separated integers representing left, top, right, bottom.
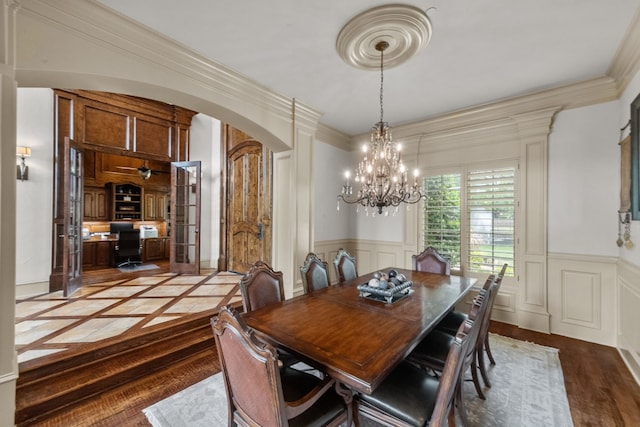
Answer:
357, 280, 413, 304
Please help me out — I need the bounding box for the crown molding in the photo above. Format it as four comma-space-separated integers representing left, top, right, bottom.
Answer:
608, 4, 640, 96
17, 0, 294, 143
292, 98, 322, 135
315, 123, 352, 151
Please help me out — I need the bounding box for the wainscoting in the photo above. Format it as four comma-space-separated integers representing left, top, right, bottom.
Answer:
617, 259, 640, 385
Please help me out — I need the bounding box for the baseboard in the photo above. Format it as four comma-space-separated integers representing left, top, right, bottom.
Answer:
517, 309, 550, 334
617, 345, 640, 387
16, 281, 49, 298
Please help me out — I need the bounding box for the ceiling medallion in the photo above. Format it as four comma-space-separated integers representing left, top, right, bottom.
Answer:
336, 4, 433, 70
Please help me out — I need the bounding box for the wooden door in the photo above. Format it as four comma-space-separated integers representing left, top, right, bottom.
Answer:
62, 137, 84, 296
224, 128, 272, 274
170, 161, 201, 274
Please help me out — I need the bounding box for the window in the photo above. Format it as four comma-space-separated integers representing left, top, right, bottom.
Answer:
422, 165, 516, 276
423, 174, 462, 269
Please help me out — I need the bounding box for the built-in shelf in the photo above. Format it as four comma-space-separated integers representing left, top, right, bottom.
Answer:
112, 183, 142, 220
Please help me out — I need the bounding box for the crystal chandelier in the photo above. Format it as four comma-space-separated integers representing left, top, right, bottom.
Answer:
337, 40, 424, 215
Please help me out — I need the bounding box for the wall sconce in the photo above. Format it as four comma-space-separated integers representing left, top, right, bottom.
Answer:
16, 146, 31, 181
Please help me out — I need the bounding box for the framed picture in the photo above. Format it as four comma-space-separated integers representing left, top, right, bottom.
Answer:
631, 91, 640, 219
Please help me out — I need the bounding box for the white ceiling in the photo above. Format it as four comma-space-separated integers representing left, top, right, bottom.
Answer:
96, 0, 640, 136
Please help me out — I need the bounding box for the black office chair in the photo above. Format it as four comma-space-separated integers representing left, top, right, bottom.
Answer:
115, 229, 142, 268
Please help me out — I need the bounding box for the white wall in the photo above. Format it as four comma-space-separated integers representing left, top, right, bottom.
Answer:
313, 140, 353, 241
189, 114, 221, 268
548, 101, 620, 256
15, 88, 53, 290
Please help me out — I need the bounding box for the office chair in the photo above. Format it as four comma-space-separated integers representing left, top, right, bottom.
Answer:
115, 229, 142, 268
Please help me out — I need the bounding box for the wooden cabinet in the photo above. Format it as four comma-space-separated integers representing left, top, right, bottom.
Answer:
144, 191, 168, 221
112, 183, 142, 221
83, 187, 109, 221
83, 240, 114, 270
143, 237, 170, 262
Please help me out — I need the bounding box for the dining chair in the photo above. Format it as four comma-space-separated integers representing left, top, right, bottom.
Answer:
407, 275, 496, 401
412, 246, 451, 275
435, 263, 508, 387
332, 248, 358, 283
355, 324, 471, 427
239, 260, 286, 312
239, 260, 301, 369
300, 252, 330, 294
211, 306, 349, 427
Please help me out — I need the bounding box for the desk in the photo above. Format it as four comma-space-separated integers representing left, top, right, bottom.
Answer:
243, 267, 476, 395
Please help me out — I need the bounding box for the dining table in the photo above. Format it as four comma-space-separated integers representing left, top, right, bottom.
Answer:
242, 266, 477, 396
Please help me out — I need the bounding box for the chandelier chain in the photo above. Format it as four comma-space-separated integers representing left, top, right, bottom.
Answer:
379, 45, 384, 124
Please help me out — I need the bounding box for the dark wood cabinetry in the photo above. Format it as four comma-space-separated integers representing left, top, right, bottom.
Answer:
112, 183, 142, 221
143, 237, 170, 262
83, 187, 109, 221
83, 240, 114, 270
144, 191, 168, 221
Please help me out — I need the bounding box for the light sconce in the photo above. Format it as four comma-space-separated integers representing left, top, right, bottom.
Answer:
16, 146, 31, 181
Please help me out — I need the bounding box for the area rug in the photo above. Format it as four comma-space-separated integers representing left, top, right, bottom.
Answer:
117, 263, 159, 273
143, 334, 574, 427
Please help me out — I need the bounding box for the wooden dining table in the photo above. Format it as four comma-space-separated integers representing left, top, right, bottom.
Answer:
242, 267, 476, 395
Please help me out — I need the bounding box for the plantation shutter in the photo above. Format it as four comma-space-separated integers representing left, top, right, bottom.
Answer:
466, 167, 515, 274
423, 174, 461, 269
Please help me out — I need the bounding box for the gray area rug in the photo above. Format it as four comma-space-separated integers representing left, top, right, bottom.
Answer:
143, 334, 574, 426
117, 263, 159, 273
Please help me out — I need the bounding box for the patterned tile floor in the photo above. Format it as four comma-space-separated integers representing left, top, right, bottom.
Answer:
15, 269, 243, 365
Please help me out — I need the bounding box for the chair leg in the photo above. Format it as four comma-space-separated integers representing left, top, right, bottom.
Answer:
484, 334, 496, 365
470, 357, 486, 400
455, 379, 469, 427
477, 346, 492, 388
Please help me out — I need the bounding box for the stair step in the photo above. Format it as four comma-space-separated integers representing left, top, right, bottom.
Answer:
15, 311, 219, 426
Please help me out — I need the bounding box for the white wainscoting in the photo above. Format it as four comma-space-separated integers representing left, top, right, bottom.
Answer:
617, 259, 640, 385
548, 253, 617, 346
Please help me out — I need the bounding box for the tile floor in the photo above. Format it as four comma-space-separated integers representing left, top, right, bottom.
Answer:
15, 269, 243, 365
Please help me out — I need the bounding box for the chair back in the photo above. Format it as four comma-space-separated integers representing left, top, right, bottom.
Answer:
477, 266, 506, 348
239, 261, 285, 312
300, 252, 330, 294
412, 246, 451, 275
465, 275, 496, 356
333, 248, 358, 283
212, 306, 288, 426
117, 229, 141, 256
429, 327, 470, 426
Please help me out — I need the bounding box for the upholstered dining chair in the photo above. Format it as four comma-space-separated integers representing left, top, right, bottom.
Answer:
239, 260, 301, 369
412, 246, 451, 275
300, 252, 330, 294
333, 248, 358, 283
355, 324, 471, 427
212, 306, 349, 427
407, 275, 496, 402
435, 263, 508, 388
239, 260, 286, 312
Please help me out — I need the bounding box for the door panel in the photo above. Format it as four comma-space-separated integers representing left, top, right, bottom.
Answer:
170, 161, 201, 274
227, 139, 271, 273
62, 137, 84, 296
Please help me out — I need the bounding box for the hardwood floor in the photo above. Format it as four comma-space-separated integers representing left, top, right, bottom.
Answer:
25, 321, 640, 426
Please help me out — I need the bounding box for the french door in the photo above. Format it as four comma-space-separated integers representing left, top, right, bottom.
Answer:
62, 137, 84, 296
170, 161, 201, 274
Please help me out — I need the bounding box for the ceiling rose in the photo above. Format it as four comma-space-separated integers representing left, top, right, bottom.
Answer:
336, 4, 433, 70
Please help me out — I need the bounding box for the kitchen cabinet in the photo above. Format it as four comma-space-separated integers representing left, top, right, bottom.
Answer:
144, 191, 168, 221
83, 187, 109, 221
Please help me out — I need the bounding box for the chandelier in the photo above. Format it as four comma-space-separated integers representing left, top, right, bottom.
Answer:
337, 40, 424, 215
